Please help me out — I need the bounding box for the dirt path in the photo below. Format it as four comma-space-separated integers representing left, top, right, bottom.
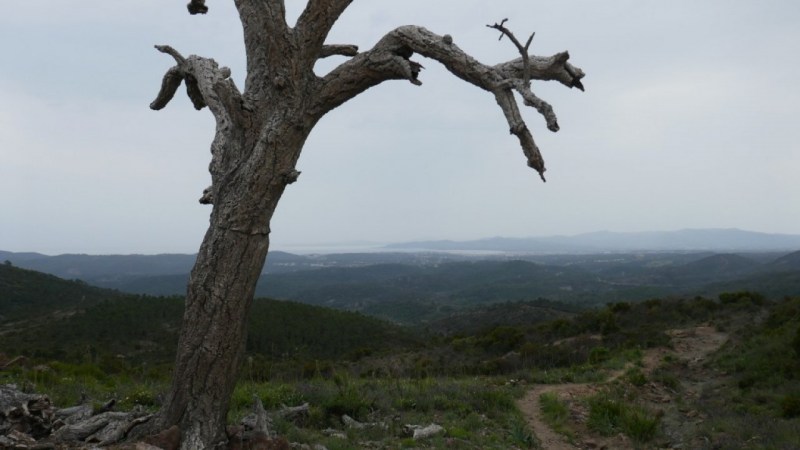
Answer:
517, 325, 728, 449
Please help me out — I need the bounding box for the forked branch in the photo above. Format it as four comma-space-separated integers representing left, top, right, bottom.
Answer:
150, 45, 245, 201
315, 24, 585, 181
295, 0, 355, 64
150, 45, 240, 117
487, 19, 535, 86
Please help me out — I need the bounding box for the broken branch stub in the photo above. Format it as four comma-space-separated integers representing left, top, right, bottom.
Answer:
187, 0, 208, 15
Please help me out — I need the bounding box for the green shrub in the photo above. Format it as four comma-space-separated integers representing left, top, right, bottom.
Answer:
123, 387, 158, 407
609, 302, 632, 313
539, 392, 572, 438
793, 326, 800, 359
651, 368, 679, 389
508, 419, 537, 448
781, 393, 800, 418
478, 326, 524, 353
625, 368, 647, 387
589, 347, 610, 364
588, 391, 659, 442
446, 426, 471, 439
719, 291, 765, 306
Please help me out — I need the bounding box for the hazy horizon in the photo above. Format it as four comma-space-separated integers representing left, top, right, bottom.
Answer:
4, 227, 800, 256
3, 2, 799, 255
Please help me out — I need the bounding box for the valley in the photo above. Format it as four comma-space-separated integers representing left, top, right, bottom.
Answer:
1, 241, 800, 448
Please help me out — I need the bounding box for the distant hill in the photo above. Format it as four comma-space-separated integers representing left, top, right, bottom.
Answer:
0, 265, 417, 366
0, 250, 317, 284
5, 242, 800, 326
0, 251, 197, 281
768, 249, 800, 271
699, 270, 800, 300
656, 253, 761, 286
252, 260, 619, 323
387, 229, 800, 253
0, 250, 478, 287
0, 263, 126, 322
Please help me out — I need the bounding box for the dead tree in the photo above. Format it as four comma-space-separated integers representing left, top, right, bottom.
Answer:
149, 2, 584, 448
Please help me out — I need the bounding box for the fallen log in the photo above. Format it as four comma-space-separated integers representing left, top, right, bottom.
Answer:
1, 383, 147, 448
0, 384, 54, 439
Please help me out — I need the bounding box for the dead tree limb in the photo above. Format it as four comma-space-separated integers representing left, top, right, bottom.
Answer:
313, 25, 585, 180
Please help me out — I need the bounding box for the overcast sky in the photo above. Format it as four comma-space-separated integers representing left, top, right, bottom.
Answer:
2, 1, 798, 255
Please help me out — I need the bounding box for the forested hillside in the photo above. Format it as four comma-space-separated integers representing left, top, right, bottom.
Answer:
0, 266, 418, 376
2, 264, 800, 448
0, 263, 127, 321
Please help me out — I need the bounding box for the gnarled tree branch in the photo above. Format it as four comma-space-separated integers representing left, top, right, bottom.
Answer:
314, 25, 584, 180
495, 52, 585, 91
487, 19, 535, 86
151, 45, 246, 203
150, 45, 240, 115
488, 20, 559, 133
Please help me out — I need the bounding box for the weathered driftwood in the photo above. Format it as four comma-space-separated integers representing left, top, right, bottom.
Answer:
239, 397, 310, 435
53, 411, 131, 441
341, 414, 387, 430
404, 423, 445, 440
275, 402, 309, 423
1, 384, 149, 448
0, 384, 54, 439
54, 403, 92, 424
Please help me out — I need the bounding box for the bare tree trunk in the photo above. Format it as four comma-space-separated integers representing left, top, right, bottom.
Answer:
160, 227, 269, 448
148, 4, 584, 448
154, 112, 310, 447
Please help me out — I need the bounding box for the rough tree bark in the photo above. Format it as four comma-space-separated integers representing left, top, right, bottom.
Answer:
149, 2, 584, 448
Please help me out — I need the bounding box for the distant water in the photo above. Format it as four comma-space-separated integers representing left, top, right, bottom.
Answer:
272, 244, 508, 256
271, 244, 387, 255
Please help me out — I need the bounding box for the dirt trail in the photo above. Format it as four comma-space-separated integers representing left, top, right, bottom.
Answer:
517, 325, 728, 449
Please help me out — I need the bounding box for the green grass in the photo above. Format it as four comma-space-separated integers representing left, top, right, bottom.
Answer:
539, 392, 573, 439
587, 390, 659, 443
3, 363, 532, 448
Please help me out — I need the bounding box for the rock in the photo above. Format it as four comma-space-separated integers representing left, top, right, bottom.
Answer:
404, 423, 445, 440
321, 428, 347, 439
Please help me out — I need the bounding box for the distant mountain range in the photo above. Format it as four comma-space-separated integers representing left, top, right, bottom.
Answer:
3, 243, 799, 325
386, 229, 800, 253
0, 250, 313, 283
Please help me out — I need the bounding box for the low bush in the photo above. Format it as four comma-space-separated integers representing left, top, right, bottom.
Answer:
587, 390, 659, 443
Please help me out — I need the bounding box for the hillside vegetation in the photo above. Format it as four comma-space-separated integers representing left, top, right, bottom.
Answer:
5, 249, 800, 327
0, 265, 417, 378
2, 264, 800, 448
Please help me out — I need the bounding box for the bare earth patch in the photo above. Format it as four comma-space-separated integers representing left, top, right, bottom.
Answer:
517, 324, 728, 449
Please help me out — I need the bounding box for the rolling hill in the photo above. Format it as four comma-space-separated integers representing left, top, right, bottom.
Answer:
387, 228, 800, 253
0, 265, 418, 367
